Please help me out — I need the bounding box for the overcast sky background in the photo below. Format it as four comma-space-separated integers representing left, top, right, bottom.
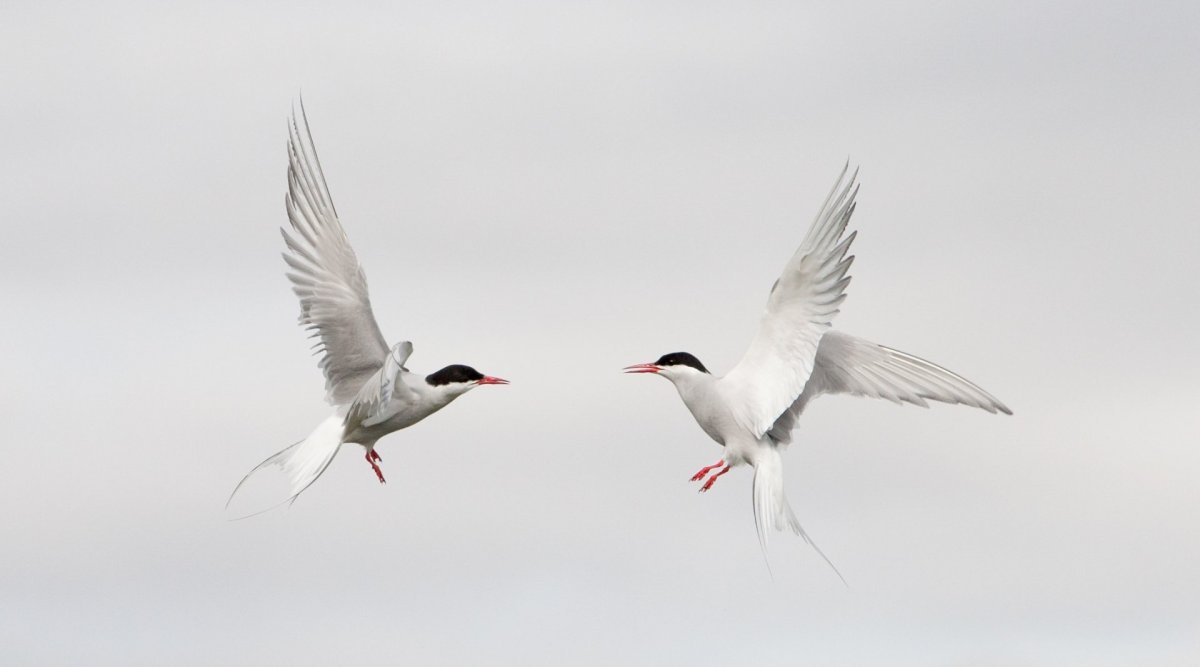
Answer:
3, 1, 1199, 664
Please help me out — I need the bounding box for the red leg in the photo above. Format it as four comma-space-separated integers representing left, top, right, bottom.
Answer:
369, 450, 382, 463
690, 459, 726, 482
699, 465, 730, 493
365, 451, 386, 484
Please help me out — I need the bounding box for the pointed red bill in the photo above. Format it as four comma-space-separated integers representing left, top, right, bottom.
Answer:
623, 363, 661, 374
478, 376, 509, 385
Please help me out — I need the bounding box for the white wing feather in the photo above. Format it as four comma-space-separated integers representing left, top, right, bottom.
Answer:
348, 341, 415, 428
282, 101, 391, 406
377, 341, 414, 409
720, 165, 860, 438
767, 330, 1012, 444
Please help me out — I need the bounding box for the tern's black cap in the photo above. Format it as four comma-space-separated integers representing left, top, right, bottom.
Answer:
426, 364, 485, 386
653, 352, 709, 374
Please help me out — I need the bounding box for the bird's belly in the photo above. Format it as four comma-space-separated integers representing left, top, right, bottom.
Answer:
679, 382, 741, 447
686, 400, 761, 465
344, 403, 431, 444
696, 417, 726, 446
687, 403, 738, 448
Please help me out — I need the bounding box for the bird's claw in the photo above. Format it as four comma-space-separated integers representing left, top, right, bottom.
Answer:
365, 451, 386, 484
697, 465, 730, 493
690, 460, 726, 483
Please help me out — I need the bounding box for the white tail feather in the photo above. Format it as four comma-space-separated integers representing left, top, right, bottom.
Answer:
226, 414, 345, 518
752, 446, 847, 584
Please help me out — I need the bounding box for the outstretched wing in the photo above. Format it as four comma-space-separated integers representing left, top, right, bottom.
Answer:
767, 330, 1012, 444
720, 165, 860, 438
282, 100, 390, 406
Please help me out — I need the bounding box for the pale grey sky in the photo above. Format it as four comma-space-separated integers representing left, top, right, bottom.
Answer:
3, 1, 1199, 664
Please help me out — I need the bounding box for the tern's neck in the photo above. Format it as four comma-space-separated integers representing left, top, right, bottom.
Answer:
665, 371, 725, 444
419, 381, 469, 408
667, 371, 716, 405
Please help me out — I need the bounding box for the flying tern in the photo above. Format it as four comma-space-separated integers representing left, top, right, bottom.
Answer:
625, 165, 1010, 578
228, 103, 508, 515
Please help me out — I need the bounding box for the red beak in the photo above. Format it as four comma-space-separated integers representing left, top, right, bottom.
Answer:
623, 363, 661, 374
478, 376, 509, 385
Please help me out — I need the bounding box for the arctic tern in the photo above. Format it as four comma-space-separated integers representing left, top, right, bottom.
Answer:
625, 165, 1010, 578
228, 103, 508, 515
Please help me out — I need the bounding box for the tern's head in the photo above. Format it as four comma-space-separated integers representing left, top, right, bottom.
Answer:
425, 364, 509, 396
623, 352, 710, 382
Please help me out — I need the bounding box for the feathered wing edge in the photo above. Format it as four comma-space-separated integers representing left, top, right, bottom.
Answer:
768, 330, 1011, 444
852, 340, 1012, 414
723, 164, 861, 439
282, 99, 391, 406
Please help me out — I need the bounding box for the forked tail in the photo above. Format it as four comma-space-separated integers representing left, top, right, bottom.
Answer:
752, 446, 847, 584
226, 414, 345, 519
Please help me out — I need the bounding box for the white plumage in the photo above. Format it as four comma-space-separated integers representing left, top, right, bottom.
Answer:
626, 165, 1009, 579
228, 102, 507, 517
722, 164, 861, 438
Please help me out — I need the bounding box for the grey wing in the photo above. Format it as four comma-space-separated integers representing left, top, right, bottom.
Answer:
767, 330, 1011, 444
345, 341, 416, 429
282, 100, 391, 406
719, 165, 860, 438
